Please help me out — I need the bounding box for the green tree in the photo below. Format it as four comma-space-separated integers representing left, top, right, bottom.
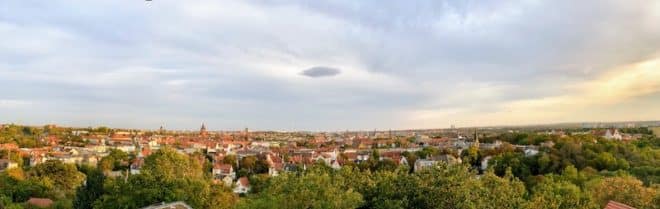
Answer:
528, 176, 596, 209
141, 147, 203, 180
98, 149, 129, 172
587, 176, 658, 209
239, 165, 363, 209
94, 147, 237, 209
73, 167, 104, 209
29, 160, 85, 198
239, 156, 257, 174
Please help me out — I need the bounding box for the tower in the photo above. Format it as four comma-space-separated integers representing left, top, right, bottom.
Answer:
200, 123, 208, 137
473, 129, 480, 147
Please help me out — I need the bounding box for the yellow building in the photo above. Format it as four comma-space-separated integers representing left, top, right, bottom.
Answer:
651, 127, 660, 137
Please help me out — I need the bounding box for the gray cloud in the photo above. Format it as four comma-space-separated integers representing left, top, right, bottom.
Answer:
300, 66, 341, 78
0, 0, 659, 130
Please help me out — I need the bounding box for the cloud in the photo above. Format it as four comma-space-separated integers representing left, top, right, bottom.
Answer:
0, 0, 659, 130
407, 56, 660, 128
0, 100, 32, 108
300, 66, 342, 78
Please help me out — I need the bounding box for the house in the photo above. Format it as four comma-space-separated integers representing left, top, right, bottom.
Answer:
604, 129, 623, 140
431, 154, 462, 165
29, 154, 46, 166
130, 158, 144, 175
0, 143, 19, 150
212, 163, 235, 179
380, 151, 408, 165
268, 162, 283, 176
82, 155, 99, 166
330, 160, 342, 169
524, 148, 539, 156
414, 159, 437, 172
27, 197, 54, 208
596, 129, 623, 140
233, 177, 250, 194
266, 154, 284, 176
140, 201, 193, 209
480, 156, 492, 171
0, 159, 18, 172
540, 141, 555, 148
603, 200, 635, 209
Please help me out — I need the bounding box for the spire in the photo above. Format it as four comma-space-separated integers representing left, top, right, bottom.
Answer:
200, 123, 208, 137
473, 129, 480, 147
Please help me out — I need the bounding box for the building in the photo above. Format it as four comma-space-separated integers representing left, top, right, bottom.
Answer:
140, 201, 193, 209
604, 129, 623, 140
234, 177, 250, 194
27, 198, 53, 208
212, 163, 235, 179
603, 200, 635, 209
414, 159, 437, 172
200, 123, 208, 137
0, 159, 18, 172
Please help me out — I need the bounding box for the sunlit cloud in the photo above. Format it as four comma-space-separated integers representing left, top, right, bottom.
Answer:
0, 0, 659, 130
409, 57, 660, 128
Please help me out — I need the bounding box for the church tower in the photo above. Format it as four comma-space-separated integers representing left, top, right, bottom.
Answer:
200, 123, 208, 137
473, 129, 480, 148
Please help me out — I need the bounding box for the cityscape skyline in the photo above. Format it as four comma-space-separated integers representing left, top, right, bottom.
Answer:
2, 0, 660, 130
2, 120, 660, 133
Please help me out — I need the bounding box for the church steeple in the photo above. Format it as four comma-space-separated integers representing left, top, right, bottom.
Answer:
200, 123, 208, 137
473, 129, 480, 147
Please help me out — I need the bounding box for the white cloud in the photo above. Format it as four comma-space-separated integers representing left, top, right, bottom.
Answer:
0, 100, 32, 108
0, 0, 659, 130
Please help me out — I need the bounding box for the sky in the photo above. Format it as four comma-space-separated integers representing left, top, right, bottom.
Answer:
1, 0, 660, 131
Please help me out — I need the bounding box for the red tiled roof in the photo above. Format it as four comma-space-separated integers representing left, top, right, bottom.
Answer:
27, 197, 54, 208
213, 163, 233, 173
238, 177, 250, 186
604, 201, 635, 209
0, 143, 19, 150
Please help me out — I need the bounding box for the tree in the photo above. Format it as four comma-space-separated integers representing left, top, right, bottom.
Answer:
239, 156, 257, 174
239, 165, 363, 209
587, 176, 658, 209
222, 155, 238, 167
474, 169, 527, 209
254, 157, 270, 174
94, 147, 237, 209
98, 149, 129, 172
29, 160, 85, 198
73, 167, 104, 209
141, 147, 203, 180
374, 159, 397, 172
0, 195, 24, 209
528, 176, 596, 209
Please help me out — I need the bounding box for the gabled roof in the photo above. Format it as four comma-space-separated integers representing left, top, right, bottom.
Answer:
140, 201, 193, 209
27, 197, 54, 208
604, 201, 635, 209
213, 163, 233, 173
237, 177, 250, 187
